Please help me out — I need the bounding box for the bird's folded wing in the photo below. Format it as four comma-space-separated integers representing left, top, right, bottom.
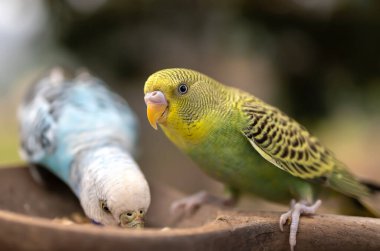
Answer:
240, 98, 335, 180
240, 97, 370, 198
18, 85, 61, 163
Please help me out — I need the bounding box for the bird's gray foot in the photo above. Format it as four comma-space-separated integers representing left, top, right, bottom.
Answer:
279, 199, 322, 251
170, 191, 235, 216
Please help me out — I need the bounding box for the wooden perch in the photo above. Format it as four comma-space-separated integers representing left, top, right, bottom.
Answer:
184, 208, 380, 251
0, 166, 378, 251
150, 202, 380, 251
0, 207, 379, 251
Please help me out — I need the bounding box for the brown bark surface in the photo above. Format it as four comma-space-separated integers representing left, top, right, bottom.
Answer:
0, 166, 379, 251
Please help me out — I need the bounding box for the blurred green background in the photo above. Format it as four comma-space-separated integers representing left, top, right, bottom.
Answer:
0, 0, 379, 211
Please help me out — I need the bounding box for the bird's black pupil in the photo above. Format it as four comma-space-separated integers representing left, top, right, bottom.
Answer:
127, 213, 132, 216
179, 84, 188, 94
103, 206, 109, 212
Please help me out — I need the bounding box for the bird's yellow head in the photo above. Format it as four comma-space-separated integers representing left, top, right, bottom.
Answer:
144, 68, 221, 130
144, 68, 226, 148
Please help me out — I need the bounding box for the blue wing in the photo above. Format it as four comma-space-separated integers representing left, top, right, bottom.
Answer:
18, 68, 65, 163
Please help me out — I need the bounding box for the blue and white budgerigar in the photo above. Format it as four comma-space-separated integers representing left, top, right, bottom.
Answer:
18, 67, 150, 228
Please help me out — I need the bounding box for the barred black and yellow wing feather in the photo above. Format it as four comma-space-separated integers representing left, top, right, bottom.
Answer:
240, 96, 369, 198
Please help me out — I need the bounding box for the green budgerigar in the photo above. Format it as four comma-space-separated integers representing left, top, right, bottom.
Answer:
144, 68, 379, 250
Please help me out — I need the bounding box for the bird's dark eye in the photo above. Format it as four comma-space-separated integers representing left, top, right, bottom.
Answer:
178, 83, 188, 94
99, 200, 111, 214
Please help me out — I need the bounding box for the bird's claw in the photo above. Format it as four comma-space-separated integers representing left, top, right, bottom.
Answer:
279, 199, 322, 251
279, 199, 296, 231
170, 191, 209, 216
170, 190, 236, 217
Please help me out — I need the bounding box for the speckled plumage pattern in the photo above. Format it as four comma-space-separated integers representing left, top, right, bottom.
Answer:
240, 95, 369, 199
19, 68, 150, 227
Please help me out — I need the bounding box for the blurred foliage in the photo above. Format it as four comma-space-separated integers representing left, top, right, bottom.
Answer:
0, 0, 379, 199
47, 0, 380, 119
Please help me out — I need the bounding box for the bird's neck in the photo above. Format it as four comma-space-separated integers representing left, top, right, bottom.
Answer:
159, 115, 216, 150
68, 143, 134, 196
160, 86, 242, 151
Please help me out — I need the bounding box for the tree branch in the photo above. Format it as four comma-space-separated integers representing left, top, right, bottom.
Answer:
0, 166, 378, 251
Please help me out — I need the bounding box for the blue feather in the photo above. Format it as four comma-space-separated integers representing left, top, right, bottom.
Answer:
19, 68, 138, 195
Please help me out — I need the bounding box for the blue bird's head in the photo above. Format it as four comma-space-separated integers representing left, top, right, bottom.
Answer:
75, 146, 151, 228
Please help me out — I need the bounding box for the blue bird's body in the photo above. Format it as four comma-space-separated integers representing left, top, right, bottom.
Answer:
31, 75, 137, 187
19, 68, 150, 227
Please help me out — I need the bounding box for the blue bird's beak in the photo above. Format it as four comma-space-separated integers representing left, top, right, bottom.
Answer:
119, 210, 145, 229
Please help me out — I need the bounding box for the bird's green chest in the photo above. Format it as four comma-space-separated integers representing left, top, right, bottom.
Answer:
186, 127, 312, 203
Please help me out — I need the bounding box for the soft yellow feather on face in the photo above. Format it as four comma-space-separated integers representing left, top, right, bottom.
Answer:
160, 111, 217, 150
144, 68, 231, 150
